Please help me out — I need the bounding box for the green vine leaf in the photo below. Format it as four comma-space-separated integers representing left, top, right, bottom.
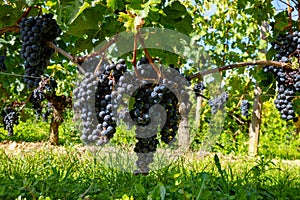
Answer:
68, 2, 91, 24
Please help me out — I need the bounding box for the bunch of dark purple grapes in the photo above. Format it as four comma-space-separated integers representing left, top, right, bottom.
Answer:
0, 56, 7, 72
74, 59, 127, 146
112, 58, 189, 174
30, 77, 57, 120
263, 31, 300, 121
19, 13, 61, 88
240, 100, 249, 117
208, 92, 229, 114
193, 82, 205, 97
1, 107, 19, 136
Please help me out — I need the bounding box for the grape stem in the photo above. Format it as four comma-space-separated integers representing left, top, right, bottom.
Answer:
190, 60, 292, 80
137, 31, 164, 80
285, 0, 293, 34
16, 7, 33, 24
19, 92, 33, 111
131, 33, 141, 79
0, 25, 20, 36
48, 35, 119, 74
236, 80, 251, 108
227, 111, 246, 125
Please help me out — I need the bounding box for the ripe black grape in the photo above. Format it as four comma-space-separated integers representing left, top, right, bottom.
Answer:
1, 107, 19, 136
113, 58, 189, 174
0, 56, 7, 72
19, 14, 61, 88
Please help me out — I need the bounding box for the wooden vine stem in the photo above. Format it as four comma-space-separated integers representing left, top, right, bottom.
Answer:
189, 60, 292, 79
45, 94, 72, 145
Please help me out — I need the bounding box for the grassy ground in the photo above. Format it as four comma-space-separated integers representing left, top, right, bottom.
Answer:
0, 118, 300, 199
0, 142, 299, 200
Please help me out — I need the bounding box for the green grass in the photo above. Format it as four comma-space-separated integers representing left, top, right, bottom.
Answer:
0, 144, 299, 200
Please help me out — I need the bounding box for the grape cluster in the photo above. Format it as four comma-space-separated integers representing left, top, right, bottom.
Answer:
274, 85, 295, 120
74, 59, 127, 145
240, 100, 249, 117
1, 107, 19, 136
128, 82, 180, 174
193, 82, 205, 97
30, 77, 57, 119
19, 14, 61, 88
75, 57, 190, 174
263, 31, 300, 121
94, 59, 127, 145
30, 88, 45, 119
0, 56, 7, 72
208, 92, 228, 114
111, 59, 189, 174
73, 72, 100, 144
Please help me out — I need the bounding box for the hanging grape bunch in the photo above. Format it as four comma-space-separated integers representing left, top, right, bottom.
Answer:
19, 13, 61, 88
240, 100, 249, 117
29, 77, 57, 120
263, 31, 300, 121
74, 57, 190, 174
1, 107, 19, 136
208, 92, 229, 114
74, 59, 127, 146
193, 82, 205, 97
111, 58, 190, 174
0, 56, 7, 72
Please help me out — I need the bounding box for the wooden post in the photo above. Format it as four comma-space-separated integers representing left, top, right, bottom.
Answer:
248, 83, 262, 156
178, 102, 190, 150
195, 96, 203, 130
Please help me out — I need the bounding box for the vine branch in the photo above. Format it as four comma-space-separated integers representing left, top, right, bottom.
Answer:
190, 60, 292, 80
0, 25, 20, 36
17, 6, 33, 24
47, 42, 85, 74
77, 34, 120, 63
